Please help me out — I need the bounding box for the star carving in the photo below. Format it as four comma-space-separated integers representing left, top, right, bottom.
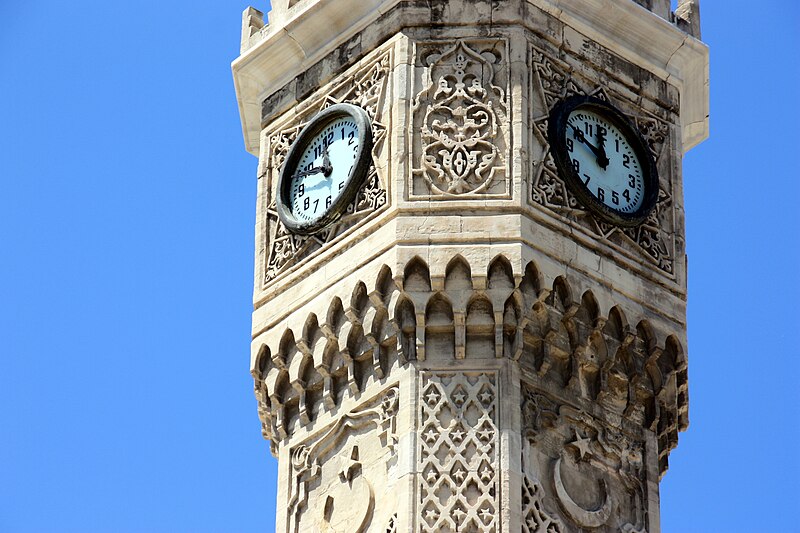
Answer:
424, 427, 439, 443
452, 466, 467, 483
426, 468, 439, 483
425, 389, 440, 405
450, 427, 465, 442
567, 431, 594, 462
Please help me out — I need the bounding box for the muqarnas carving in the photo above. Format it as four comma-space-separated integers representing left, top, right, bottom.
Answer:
286, 387, 399, 533
418, 371, 499, 533
521, 388, 650, 533
411, 39, 510, 198
263, 49, 392, 283
528, 44, 676, 276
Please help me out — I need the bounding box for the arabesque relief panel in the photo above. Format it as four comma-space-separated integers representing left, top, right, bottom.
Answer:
410, 38, 510, 199
286, 387, 399, 533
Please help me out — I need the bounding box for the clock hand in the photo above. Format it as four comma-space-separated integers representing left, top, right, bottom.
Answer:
322, 146, 333, 177
595, 129, 610, 170
292, 165, 326, 180
570, 125, 608, 168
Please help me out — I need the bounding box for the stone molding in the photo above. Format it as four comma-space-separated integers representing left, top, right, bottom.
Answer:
252, 253, 688, 476
233, 0, 708, 155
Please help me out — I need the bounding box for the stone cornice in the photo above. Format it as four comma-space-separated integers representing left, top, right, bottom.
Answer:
232, 0, 708, 155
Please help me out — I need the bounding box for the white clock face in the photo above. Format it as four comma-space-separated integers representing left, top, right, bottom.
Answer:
288, 116, 361, 223
565, 108, 645, 214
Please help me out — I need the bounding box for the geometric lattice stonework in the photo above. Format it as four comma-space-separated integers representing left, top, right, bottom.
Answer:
521, 475, 564, 533
418, 371, 499, 532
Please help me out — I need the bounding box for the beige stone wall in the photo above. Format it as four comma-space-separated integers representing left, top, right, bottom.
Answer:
234, 1, 707, 531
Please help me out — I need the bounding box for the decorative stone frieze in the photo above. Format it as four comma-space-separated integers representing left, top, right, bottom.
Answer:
253, 254, 687, 476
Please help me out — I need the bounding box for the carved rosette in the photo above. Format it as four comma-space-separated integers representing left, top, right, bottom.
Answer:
418, 371, 499, 532
529, 44, 676, 275
521, 387, 651, 532
263, 49, 392, 283
286, 387, 399, 533
411, 39, 509, 198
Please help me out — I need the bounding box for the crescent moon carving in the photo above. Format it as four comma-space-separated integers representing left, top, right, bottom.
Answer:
553, 456, 613, 528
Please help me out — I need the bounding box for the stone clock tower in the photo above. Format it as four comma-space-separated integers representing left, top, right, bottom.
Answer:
232, 0, 707, 531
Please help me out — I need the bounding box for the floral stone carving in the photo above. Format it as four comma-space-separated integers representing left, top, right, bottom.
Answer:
529, 44, 676, 275
412, 39, 509, 198
263, 49, 391, 283
418, 371, 499, 532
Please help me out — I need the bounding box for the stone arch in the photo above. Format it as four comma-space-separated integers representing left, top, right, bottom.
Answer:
636, 319, 658, 356
445, 255, 473, 292
425, 292, 455, 360
548, 275, 574, 315
326, 296, 346, 334
576, 290, 601, 328
375, 264, 396, 305
664, 335, 689, 430
278, 329, 297, 369
404, 256, 431, 292
323, 338, 348, 404
466, 294, 494, 358
604, 306, 629, 344
253, 343, 271, 381
519, 261, 542, 305
487, 254, 515, 289
350, 281, 370, 319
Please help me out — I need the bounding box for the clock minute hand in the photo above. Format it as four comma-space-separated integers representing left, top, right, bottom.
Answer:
595, 129, 610, 170
570, 125, 607, 167
292, 165, 325, 180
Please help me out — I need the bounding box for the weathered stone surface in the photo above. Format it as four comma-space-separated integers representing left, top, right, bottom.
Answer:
234, 1, 707, 531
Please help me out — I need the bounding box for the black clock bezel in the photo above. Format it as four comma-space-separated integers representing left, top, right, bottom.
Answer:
547, 95, 659, 227
277, 103, 373, 235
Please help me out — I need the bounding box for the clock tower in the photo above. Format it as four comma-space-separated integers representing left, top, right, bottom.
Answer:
232, 0, 708, 531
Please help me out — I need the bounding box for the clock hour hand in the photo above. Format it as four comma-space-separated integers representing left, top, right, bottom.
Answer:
570, 125, 609, 170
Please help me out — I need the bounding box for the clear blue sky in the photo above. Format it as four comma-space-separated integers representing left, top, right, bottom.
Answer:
1, 1, 797, 532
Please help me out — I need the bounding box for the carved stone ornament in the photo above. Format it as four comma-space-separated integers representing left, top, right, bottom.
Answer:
529, 44, 676, 275
520, 387, 651, 532
254, 254, 688, 475
411, 39, 509, 198
286, 387, 399, 533
418, 371, 499, 532
263, 49, 392, 283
